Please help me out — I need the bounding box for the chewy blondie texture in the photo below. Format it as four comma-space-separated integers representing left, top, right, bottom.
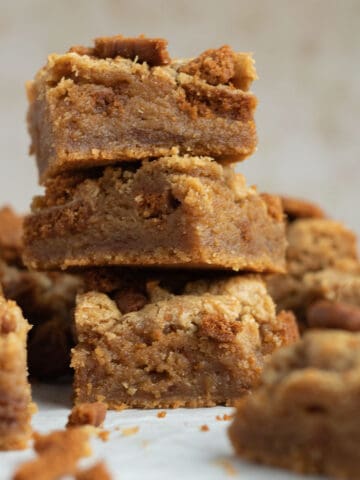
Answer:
27, 35, 257, 182
23, 155, 286, 273
0, 206, 82, 378
266, 197, 359, 327
0, 296, 34, 450
71, 272, 298, 409
229, 330, 360, 479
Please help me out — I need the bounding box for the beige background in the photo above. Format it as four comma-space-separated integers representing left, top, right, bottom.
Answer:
0, 0, 359, 233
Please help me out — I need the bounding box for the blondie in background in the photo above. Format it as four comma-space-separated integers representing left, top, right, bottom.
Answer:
0, 0, 359, 233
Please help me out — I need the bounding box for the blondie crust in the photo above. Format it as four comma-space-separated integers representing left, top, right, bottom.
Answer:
0, 295, 34, 450
27, 35, 257, 181
71, 272, 298, 409
23, 155, 286, 272
229, 330, 360, 479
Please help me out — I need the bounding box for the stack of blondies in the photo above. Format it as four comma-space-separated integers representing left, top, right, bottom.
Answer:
23, 36, 298, 409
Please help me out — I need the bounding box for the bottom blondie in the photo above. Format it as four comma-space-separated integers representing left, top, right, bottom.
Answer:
0, 295, 34, 450
229, 330, 360, 479
72, 272, 298, 409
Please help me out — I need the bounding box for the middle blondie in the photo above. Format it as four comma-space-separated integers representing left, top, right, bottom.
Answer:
24, 155, 286, 272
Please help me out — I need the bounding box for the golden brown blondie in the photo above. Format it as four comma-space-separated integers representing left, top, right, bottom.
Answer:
229, 330, 360, 479
71, 272, 298, 409
266, 196, 359, 328
0, 295, 35, 450
27, 35, 257, 182
23, 155, 286, 273
0, 206, 82, 378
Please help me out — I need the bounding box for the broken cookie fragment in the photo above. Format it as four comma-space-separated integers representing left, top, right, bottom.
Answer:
67, 402, 107, 428
94, 35, 170, 66
179, 45, 256, 89
281, 196, 326, 222
307, 300, 360, 331
13, 428, 91, 480
75, 462, 112, 480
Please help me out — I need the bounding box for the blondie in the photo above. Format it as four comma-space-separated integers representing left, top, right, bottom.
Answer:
72, 272, 298, 409
23, 155, 286, 272
0, 295, 34, 450
27, 35, 257, 182
0, 206, 82, 378
266, 197, 359, 325
229, 330, 360, 479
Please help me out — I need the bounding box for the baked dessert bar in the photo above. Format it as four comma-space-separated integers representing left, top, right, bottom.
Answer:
23, 155, 286, 272
0, 262, 81, 378
0, 205, 82, 378
229, 330, 360, 479
27, 35, 257, 181
286, 218, 357, 276
0, 295, 34, 450
71, 272, 298, 409
266, 196, 359, 325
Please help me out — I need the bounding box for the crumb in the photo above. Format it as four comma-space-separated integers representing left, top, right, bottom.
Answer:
200, 424, 209, 432
13, 428, 91, 480
216, 458, 237, 476
67, 402, 107, 428
141, 440, 150, 448
97, 430, 110, 442
157, 411, 167, 418
75, 461, 111, 480
216, 413, 234, 421
121, 426, 139, 437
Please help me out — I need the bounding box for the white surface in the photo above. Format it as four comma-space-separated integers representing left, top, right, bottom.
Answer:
0, 384, 325, 480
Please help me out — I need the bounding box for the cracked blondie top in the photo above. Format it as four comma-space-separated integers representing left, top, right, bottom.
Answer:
72, 271, 298, 409
24, 155, 286, 272
0, 295, 35, 450
27, 35, 257, 182
229, 330, 360, 479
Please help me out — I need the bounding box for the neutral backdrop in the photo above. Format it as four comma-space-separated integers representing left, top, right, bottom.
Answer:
1, 0, 359, 234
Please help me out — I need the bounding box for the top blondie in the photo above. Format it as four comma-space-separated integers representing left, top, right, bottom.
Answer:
27, 35, 258, 182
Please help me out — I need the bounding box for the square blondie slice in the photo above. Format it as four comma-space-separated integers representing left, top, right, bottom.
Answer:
0, 295, 35, 450
23, 155, 286, 272
71, 272, 298, 409
27, 35, 257, 182
229, 330, 360, 479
